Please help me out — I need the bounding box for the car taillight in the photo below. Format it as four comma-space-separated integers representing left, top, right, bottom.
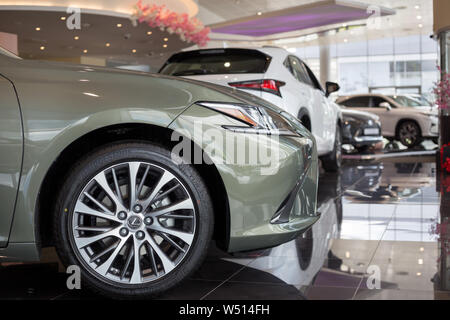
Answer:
228, 79, 285, 97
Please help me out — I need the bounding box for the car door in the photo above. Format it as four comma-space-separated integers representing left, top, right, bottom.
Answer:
287, 56, 327, 149
370, 96, 398, 137
302, 61, 336, 152
0, 74, 23, 247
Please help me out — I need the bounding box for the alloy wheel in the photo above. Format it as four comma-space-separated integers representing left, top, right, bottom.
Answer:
399, 122, 419, 147
69, 161, 196, 285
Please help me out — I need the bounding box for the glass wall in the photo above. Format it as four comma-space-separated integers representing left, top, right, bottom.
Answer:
296, 34, 439, 96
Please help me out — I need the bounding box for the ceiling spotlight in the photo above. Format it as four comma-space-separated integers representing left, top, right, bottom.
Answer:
83, 49, 88, 53
117, 23, 123, 28
60, 16, 66, 21
163, 38, 168, 42
40, 46, 45, 50
147, 31, 152, 35
163, 44, 168, 48
132, 49, 137, 53
74, 36, 80, 40
35, 27, 41, 31
106, 43, 111, 47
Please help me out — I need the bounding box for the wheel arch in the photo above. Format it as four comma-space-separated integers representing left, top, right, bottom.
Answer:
36, 123, 230, 252
297, 108, 312, 131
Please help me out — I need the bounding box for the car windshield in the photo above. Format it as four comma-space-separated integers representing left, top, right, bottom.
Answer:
388, 95, 428, 107
159, 49, 271, 76
0, 46, 21, 59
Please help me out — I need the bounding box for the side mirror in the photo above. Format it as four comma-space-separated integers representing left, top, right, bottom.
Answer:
379, 102, 392, 111
325, 81, 340, 97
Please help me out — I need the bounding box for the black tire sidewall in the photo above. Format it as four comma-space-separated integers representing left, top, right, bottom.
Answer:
53, 142, 214, 299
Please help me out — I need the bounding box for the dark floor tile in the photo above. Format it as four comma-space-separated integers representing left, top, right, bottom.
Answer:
158, 279, 223, 300
203, 282, 306, 300
189, 259, 244, 281
303, 286, 357, 300
0, 263, 68, 300
311, 268, 363, 289
354, 288, 436, 300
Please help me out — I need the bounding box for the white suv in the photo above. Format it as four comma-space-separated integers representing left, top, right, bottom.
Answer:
159, 47, 343, 171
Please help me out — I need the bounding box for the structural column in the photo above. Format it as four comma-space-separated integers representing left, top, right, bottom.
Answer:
319, 43, 330, 87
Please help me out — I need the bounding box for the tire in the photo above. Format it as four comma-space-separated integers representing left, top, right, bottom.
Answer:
53, 142, 214, 299
321, 125, 342, 173
397, 121, 422, 148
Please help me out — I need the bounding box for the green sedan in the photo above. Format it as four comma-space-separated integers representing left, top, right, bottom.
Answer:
0, 46, 319, 298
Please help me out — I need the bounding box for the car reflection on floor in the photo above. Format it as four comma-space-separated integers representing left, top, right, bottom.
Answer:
0, 156, 448, 300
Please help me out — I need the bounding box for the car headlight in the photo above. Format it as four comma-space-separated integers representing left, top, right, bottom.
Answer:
197, 101, 298, 136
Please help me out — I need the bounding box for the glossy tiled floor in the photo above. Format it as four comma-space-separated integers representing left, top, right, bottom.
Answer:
1, 155, 449, 300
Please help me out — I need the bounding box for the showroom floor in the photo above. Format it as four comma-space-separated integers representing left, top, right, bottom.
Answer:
1, 155, 449, 300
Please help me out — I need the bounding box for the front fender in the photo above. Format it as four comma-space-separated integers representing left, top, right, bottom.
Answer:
8, 107, 178, 245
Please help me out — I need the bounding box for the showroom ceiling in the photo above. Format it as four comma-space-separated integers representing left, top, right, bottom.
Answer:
0, 10, 189, 62
208, 1, 394, 37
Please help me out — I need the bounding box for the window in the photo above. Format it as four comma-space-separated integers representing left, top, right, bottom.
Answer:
340, 97, 370, 108
372, 96, 390, 108
288, 56, 313, 86
159, 49, 271, 76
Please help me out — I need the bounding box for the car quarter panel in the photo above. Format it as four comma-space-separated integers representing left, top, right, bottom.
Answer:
169, 104, 319, 252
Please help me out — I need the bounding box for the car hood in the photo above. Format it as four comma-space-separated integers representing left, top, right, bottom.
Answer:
1, 58, 286, 117
340, 107, 380, 122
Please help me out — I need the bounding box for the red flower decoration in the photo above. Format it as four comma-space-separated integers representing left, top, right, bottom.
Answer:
131, 0, 210, 47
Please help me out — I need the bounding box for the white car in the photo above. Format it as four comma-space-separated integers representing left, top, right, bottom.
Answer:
336, 93, 439, 148
159, 47, 343, 172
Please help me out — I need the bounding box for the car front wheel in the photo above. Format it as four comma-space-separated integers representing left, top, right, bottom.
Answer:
53, 142, 213, 299
397, 121, 422, 148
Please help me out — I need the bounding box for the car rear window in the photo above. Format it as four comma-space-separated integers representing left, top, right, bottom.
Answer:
159, 49, 271, 76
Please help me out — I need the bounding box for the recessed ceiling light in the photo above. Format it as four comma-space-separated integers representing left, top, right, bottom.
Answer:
147, 31, 152, 35
40, 46, 45, 50
60, 16, 66, 21
74, 36, 79, 40
257, 11, 262, 15
415, 5, 420, 9
163, 38, 168, 42
416, 15, 422, 20
35, 27, 41, 31
132, 49, 137, 53
106, 43, 111, 47
344, 38, 348, 43
117, 23, 123, 28
83, 49, 88, 53
418, 24, 423, 28
163, 44, 168, 48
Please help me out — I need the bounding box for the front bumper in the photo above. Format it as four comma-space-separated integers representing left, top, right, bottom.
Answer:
169, 103, 319, 253
343, 122, 383, 148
